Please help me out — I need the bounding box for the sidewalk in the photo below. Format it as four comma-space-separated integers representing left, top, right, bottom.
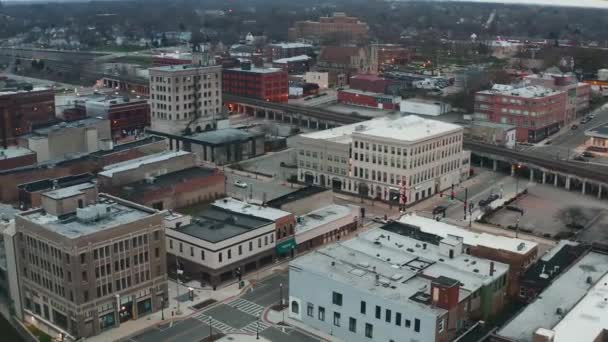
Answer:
265, 308, 338, 342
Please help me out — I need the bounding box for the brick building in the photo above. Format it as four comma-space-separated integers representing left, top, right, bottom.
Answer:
222, 63, 288, 103
17, 173, 95, 210
317, 46, 371, 83
80, 97, 150, 138
370, 44, 412, 74
272, 55, 311, 74
349, 74, 393, 94
0, 146, 36, 171
264, 42, 313, 61
337, 89, 401, 110
0, 88, 56, 148
288, 12, 369, 43
474, 85, 567, 143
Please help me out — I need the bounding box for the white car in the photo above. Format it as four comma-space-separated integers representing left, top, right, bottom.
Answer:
234, 180, 248, 188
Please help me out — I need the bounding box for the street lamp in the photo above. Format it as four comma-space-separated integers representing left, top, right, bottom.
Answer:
160, 297, 165, 320
514, 164, 522, 196
279, 283, 284, 307
209, 315, 212, 340
256, 314, 260, 339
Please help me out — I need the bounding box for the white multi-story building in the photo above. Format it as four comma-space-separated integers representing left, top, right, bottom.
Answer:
149, 49, 223, 135
296, 115, 470, 205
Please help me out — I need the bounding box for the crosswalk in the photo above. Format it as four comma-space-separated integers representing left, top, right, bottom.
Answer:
225, 297, 266, 317
193, 313, 238, 334
241, 320, 271, 334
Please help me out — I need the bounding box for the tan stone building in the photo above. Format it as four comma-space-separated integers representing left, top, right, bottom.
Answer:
11, 191, 167, 339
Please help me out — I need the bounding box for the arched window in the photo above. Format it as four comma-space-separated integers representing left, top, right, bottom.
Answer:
291, 301, 299, 314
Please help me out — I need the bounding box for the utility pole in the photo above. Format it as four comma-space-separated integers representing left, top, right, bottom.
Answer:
209, 315, 212, 340
463, 188, 468, 221
176, 257, 182, 315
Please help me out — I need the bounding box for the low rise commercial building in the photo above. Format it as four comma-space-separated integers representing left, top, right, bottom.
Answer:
289, 228, 509, 342
464, 121, 517, 149
524, 72, 591, 122
474, 85, 566, 143
6, 192, 167, 339
494, 249, 608, 342
0, 146, 36, 171
272, 55, 311, 74
584, 122, 608, 152
296, 115, 470, 205
304, 72, 335, 89
17, 118, 112, 163
397, 214, 538, 298
349, 74, 393, 94
80, 97, 150, 139
267, 186, 333, 216
337, 89, 401, 110
294, 204, 359, 253
17, 173, 95, 210
165, 205, 277, 288
400, 98, 452, 117
265, 42, 313, 61
223, 63, 288, 103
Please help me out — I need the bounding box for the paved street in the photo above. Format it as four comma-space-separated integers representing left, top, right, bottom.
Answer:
129, 270, 320, 342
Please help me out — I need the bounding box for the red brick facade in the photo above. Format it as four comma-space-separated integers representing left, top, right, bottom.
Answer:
0, 89, 55, 148
223, 68, 288, 103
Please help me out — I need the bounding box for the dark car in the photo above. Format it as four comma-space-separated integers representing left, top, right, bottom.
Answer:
488, 193, 500, 202
571, 124, 579, 130
432, 205, 448, 215
573, 155, 587, 161
582, 151, 595, 158
478, 199, 489, 207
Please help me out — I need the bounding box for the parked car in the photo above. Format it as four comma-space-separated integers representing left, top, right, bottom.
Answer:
545, 140, 553, 145
573, 155, 587, 162
571, 124, 579, 130
582, 151, 596, 158
432, 205, 447, 216
234, 180, 248, 188
372, 216, 389, 224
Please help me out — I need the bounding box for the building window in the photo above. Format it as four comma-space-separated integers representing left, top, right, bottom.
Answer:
318, 307, 325, 321
190, 247, 194, 257
438, 318, 445, 333
349, 317, 357, 333
169, 239, 173, 249
360, 301, 366, 314
414, 318, 421, 333
307, 303, 314, 317
333, 312, 341, 327
201, 250, 205, 260
227, 249, 232, 259
395, 312, 402, 326
385, 309, 391, 323
332, 292, 343, 306
238, 245, 243, 255
179, 243, 183, 253
218, 252, 223, 263
365, 323, 373, 338
291, 301, 300, 315
249, 241, 253, 251
154, 230, 160, 240
375, 305, 381, 319
405, 319, 411, 328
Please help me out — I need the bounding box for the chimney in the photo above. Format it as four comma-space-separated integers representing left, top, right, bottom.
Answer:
423, 243, 427, 250
490, 262, 495, 276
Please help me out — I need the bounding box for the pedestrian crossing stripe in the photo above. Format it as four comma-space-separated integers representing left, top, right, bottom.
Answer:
240, 320, 271, 334
194, 314, 238, 333
225, 298, 265, 317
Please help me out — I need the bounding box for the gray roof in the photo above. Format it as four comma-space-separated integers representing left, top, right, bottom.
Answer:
585, 123, 608, 138
188, 128, 262, 146
175, 206, 272, 243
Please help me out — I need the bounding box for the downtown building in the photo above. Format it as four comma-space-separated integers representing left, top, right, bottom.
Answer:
0, 88, 55, 148
149, 47, 223, 135
474, 85, 567, 143
288, 227, 509, 342
222, 62, 289, 103
4, 189, 167, 340
296, 115, 470, 205
524, 72, 590, 123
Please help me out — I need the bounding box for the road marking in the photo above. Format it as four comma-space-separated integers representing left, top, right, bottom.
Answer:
240, 320, 271, 334
193, 313, 238, 334
225, 298, 265, 317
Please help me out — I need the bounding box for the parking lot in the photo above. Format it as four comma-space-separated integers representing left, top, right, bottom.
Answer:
487, 182, 608, 241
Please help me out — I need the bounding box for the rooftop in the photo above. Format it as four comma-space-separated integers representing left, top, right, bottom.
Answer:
273, 55, 311, 64
19, 195, 156, 239
497, 251, 608, 342
32, 117, 106, 136
188, 128, 262, 146
350, 74, 388, 82
227, 66, 284, 74
0, 146, 35, 159
398, 214, 537, 255
585, 122, 608, 138
0, 87, 50, 96
291, 227, 508, 314
468, 121, 517, 130
268, 42, 312, 49
267, 186, 328, 208
521, 240, 588, 287
295, 204, 355, 234
477, 84, 562, 98
149, 64, 220, 72
42, 182, 95, 200
98, 151, 191, 178
118, 167, 218, 197
211, 198, 291, 221
174, 206, 273, 243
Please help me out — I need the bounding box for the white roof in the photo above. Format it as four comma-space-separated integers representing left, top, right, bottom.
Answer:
478, 84, 562, 98
0, 146, 35, 159
300, 115, 462, 145
273, 55, 311, 64
43, 182, 95, 200
552, 273, 608, 342
270, 42, 312, 49
211, 198, 291, 221
498, 251, 608, 342
0, 87, 49, 96
295, 204, 354, 234
399, 214, 537, 255
98, 151, 191, 178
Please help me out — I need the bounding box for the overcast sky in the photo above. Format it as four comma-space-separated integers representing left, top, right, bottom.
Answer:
428, 0, 608, 8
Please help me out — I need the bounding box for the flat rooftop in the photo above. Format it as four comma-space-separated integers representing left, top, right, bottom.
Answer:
19, 195, 156, 239
0, 146, 35, 159
174, 206, 272, 243
585, 123, 608, 138
295, 204, 355, 235
398, 214, 537, 255
149, 64, 220, 72
42, 182, 95, 200
269, 42, 312, 49
477, 84, 562, 98
188, 128, 262, 146
212, 198, 291, 221
273, 55, 311, 64
119, 167, 217, 197
32, 117, 106, 136
497, 251, 608, 342
226, 67, 283, 74
98, 151, 191, 178
292, 228, 508, 314
300, 115, 462, 145
0, 87, 50, 96
267, 186, 328, 208
340, 88, 396, 97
